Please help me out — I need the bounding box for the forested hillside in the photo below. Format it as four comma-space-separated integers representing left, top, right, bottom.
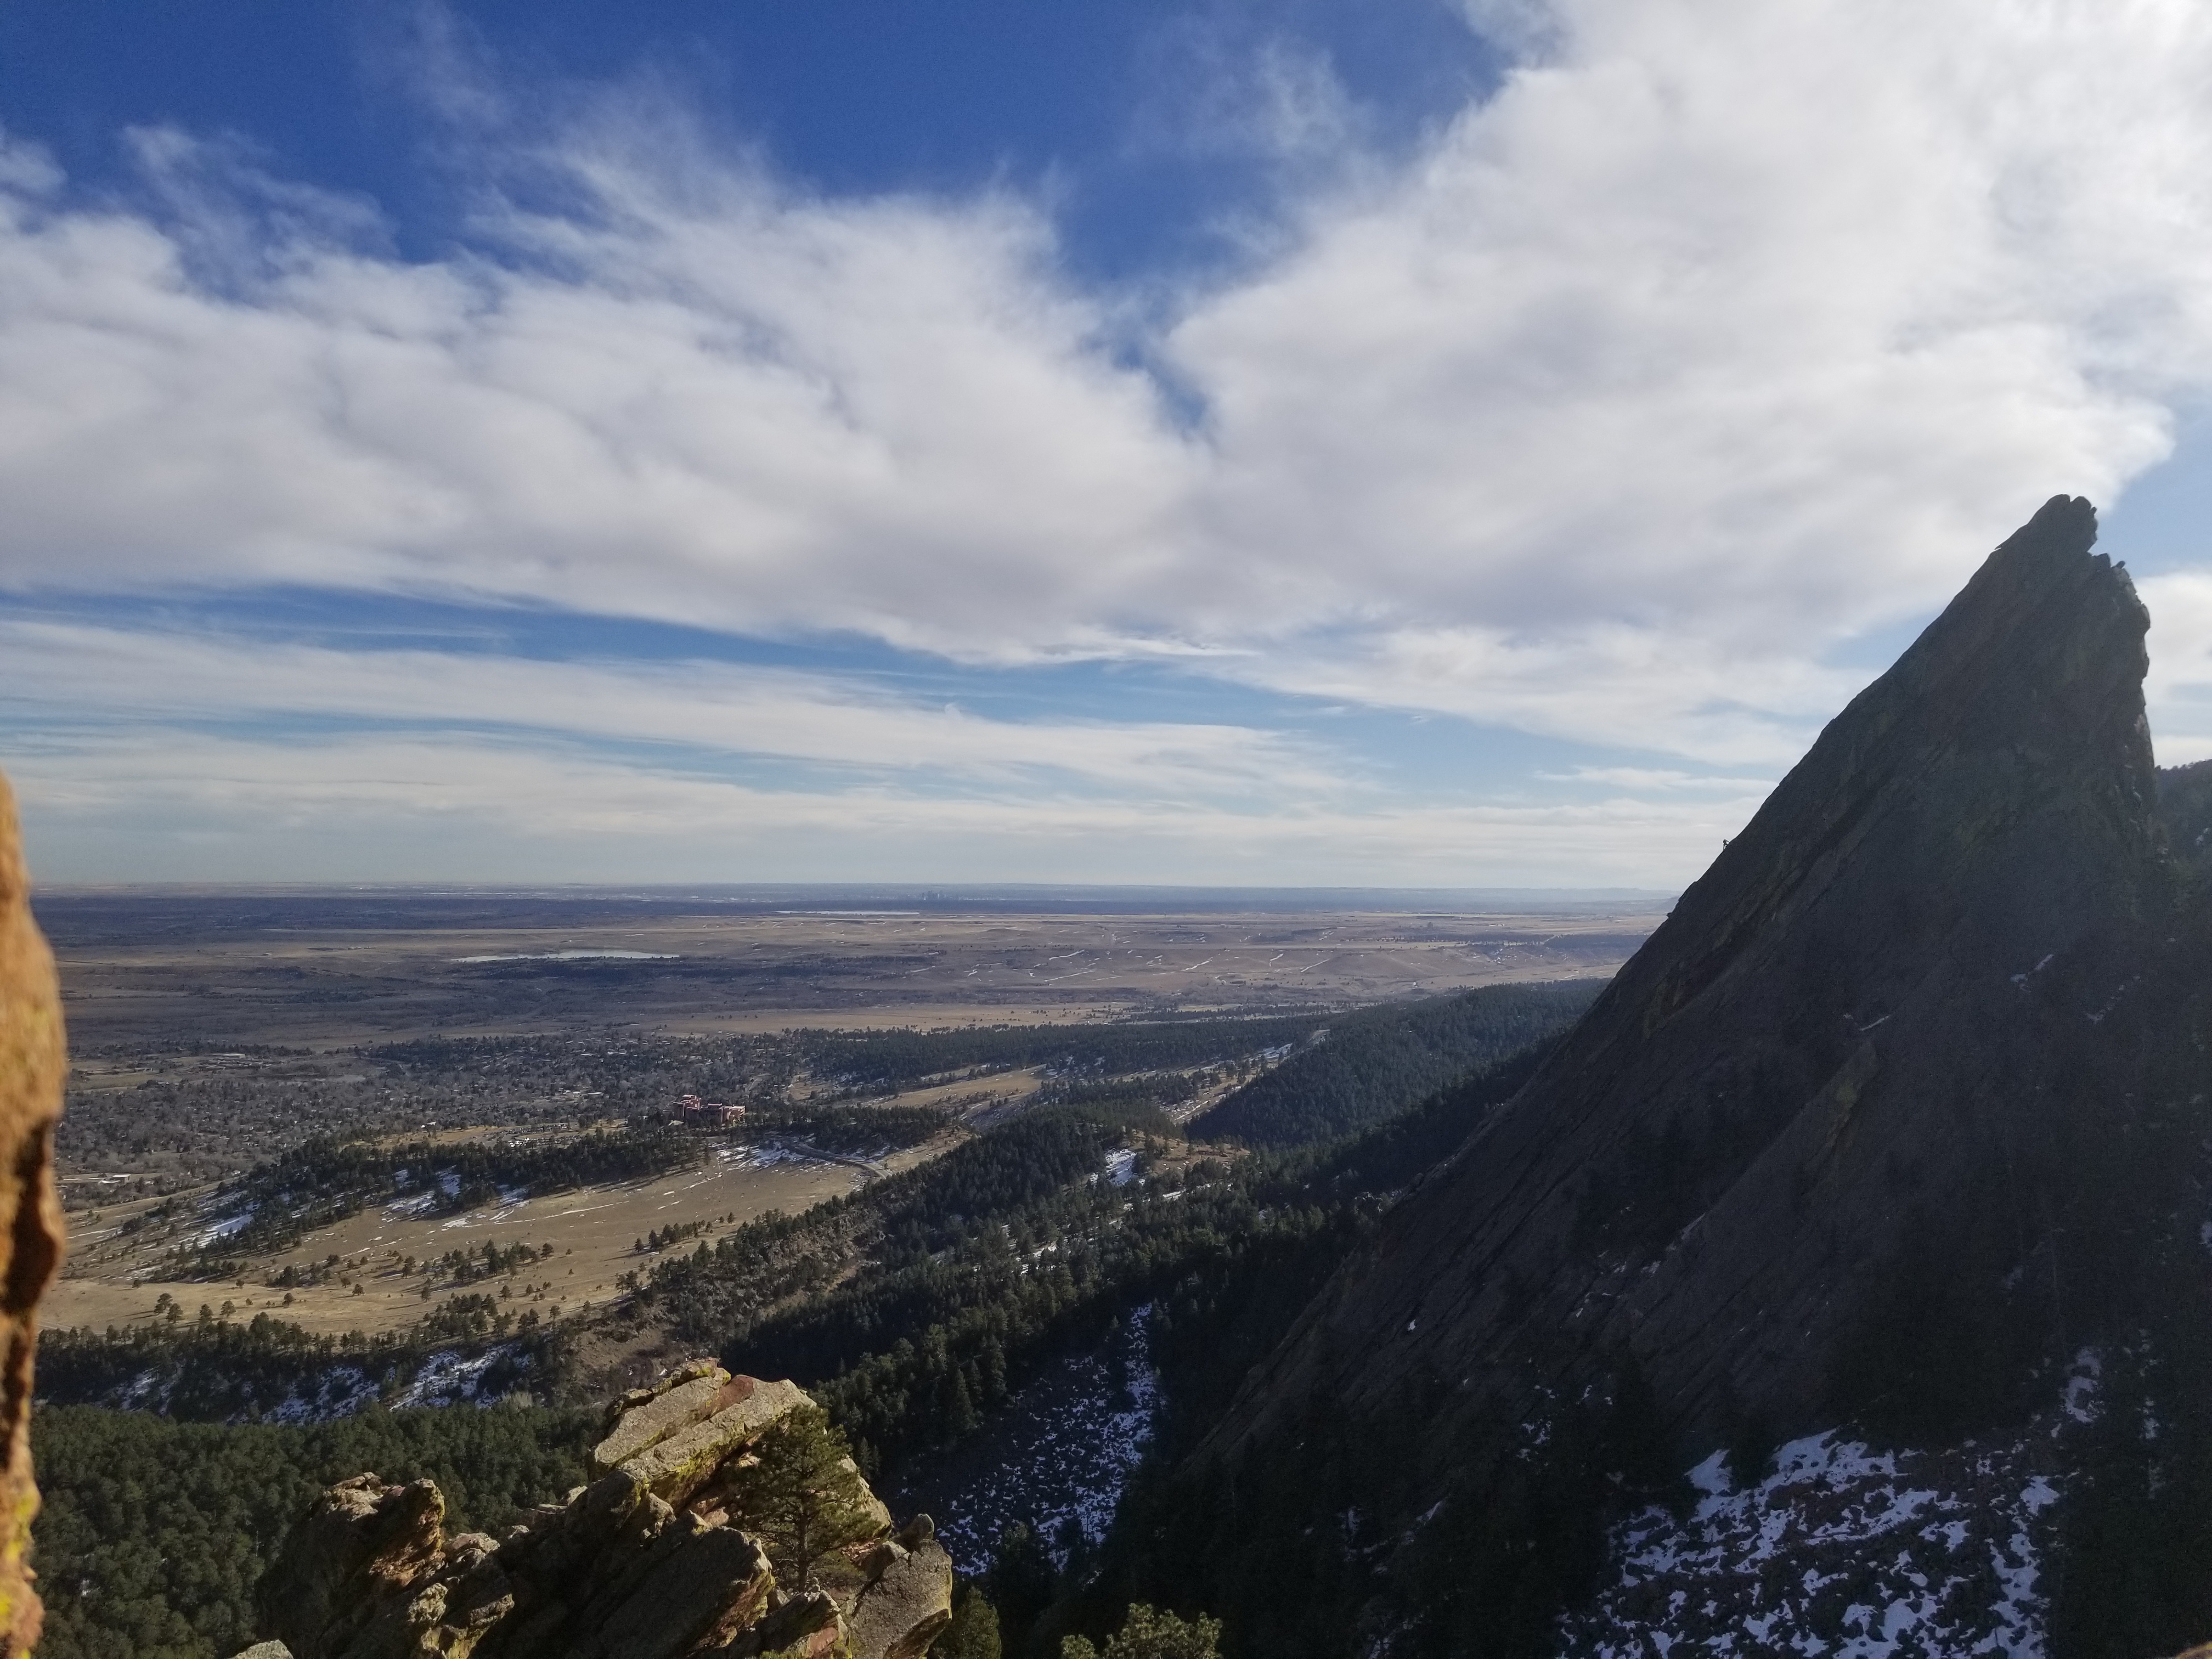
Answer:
32, 1404, 594, 1659
792, 1014, 1330, 1094
31, 991, 1586, 1659
1189, 980, 1600, 1146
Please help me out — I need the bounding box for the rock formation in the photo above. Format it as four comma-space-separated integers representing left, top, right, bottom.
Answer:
1151, 497, 2212, 1656
247, 1362, 951, 1659
0, 776, 65, 1658
1223, 495, 2163, 1462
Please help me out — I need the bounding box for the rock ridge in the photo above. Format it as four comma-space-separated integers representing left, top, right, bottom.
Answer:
1218, 494, 2163, 1462
0, 775, 64, 1659
247, 1362, 949, 1659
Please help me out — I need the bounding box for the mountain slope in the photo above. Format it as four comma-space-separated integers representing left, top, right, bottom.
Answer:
1097, 496, 2212, 1657
1223, 493, 2160, 1460
1188, 980, 1601, 1148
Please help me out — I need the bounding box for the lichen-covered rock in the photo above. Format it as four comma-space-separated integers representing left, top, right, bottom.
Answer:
253, 1368, 947, 1659
255, 1475, 456, 1659
843, 1538, 953, 1659
591, 1522, 774, 1659
732, 1588, 845, 1658
617, 1377, 806, 1505
588, 1362, 734, 1477
0, 776, 66, 1659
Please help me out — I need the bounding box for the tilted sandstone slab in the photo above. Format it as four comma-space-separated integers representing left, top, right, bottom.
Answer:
256, 1475, 451, 1657
617, 1377, 806, 1505
1218, 496, 2171, 1472
738, 1588, 845, 1658
842, 1520, 953, 1659
590, 1365, 733, 1474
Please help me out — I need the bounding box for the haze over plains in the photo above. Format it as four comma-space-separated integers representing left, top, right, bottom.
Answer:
9, 1, 2212, 887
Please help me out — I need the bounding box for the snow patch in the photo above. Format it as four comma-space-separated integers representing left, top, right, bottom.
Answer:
889, 1304, 1160, 1572
390, 1348, 514, 1409
1563, 1432, 2059, 1657
184, 1203, 257, 1248
2062, 1350, 2101, 1426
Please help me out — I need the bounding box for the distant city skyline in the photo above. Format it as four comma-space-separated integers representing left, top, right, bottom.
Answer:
6, 1, 2212, 887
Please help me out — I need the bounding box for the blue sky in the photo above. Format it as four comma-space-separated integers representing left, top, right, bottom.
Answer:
7, 0, 2212, 888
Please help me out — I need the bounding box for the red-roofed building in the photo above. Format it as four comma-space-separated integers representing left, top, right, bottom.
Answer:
675, 1093, 746, 1127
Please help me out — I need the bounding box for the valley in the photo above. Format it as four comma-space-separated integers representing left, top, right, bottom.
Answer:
31, 508, 2212, 1659
49, 1132, 927, 1339
25, 887, 1604, 1657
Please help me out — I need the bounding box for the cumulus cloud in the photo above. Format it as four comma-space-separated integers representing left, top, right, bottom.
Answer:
10, 0, 2212, 879
7, 6, 2211, 669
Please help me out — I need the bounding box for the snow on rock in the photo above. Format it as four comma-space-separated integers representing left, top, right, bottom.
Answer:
1561, 1431, 2059, 1657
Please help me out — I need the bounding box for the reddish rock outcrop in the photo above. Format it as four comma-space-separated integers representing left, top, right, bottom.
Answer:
0, 776, 65, 1657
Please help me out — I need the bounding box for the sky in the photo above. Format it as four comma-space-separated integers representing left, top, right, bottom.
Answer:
8, 0, 2212, 890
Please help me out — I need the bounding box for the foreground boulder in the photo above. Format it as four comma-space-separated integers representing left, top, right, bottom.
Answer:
0, 777, 65, 1659
250, 1363, 950, 1659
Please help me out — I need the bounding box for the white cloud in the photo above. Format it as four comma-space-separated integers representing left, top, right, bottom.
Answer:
5, 3, 2212, 695
5, 727, 1753, 887
2140, 569, 2212, 763
0, 619, 1340, 799
12, 0, 2212, 877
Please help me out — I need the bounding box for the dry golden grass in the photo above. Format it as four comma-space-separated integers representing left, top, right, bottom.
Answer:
49, 1133, 957, 1338
50, 902, 1659, 1049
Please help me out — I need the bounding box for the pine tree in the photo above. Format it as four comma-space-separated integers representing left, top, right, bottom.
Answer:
1061, 1605, 1222, 1659
984, 1524, 1056, 1653
932, 1585, 1003, 1659
720, 1403, 880, 1584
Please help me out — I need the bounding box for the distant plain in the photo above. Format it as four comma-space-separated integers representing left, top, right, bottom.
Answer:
39, 887, 1662, 1342
39, 885, 1666, 1049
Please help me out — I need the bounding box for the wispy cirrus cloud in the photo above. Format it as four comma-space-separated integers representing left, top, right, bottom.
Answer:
0, 619, 1341, 799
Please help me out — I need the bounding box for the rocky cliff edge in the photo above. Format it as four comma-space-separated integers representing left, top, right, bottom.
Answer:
241, 1362, 951, 1659
1218, 494, 2163, 1460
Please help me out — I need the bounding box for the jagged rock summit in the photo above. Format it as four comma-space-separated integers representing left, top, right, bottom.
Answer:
1224, 494, 2162, 1460
246, 1363, 950, 1659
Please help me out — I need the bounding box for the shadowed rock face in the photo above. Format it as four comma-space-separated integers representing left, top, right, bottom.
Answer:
0, 777, 66, 1657
1220, 495, 2163, 1461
